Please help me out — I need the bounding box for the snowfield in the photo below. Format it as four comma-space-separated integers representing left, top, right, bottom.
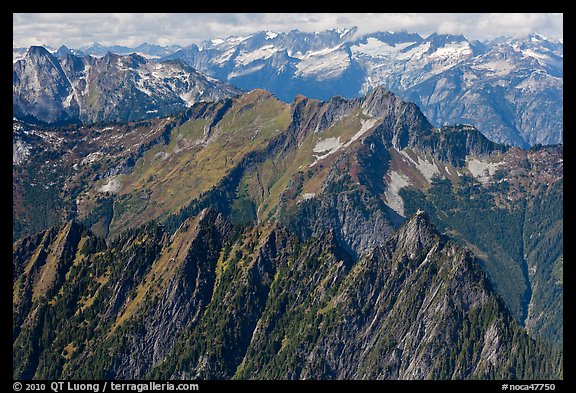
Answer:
399, 149, 441, 183
345, 118, 379, 147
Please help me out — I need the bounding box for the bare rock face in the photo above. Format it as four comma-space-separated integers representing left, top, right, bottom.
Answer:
13, 46, 80, 124
231, 211, 560, 380
107, 209, 233, 378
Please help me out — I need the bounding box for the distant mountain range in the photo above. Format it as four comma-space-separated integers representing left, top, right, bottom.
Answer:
13, 42, 183, 60
13, 28, 562, 147
160, 28, 562, 148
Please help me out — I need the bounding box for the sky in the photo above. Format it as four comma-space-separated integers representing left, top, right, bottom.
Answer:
13, 13, 563, 49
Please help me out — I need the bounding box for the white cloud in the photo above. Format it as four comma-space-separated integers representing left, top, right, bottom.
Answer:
12, 13, 563, 49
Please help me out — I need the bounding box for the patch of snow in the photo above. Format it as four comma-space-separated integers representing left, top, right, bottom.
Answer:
151, 69, 168, 79
179, 90, 200, 107
235, 44, 279, 66
429, 42, 472, 60
384, 170, 413, 216
345, 117, 378, 147
301, 192, 316, 200
396, 42, 431, 60
135, 68, 154, 96
515, 70, 560, 91
265, 31, 278, 40
81, 151, 103, 165
154, 151, 170, 160
13, 52, 26, 64
522, 49, 549, 60
204, 74, 220, 83
313, 137, 342, 153
473, 60, 516, 76
32, 131, 64, 147
224, 35, 250, 46
295, 47, 350, 80
212, 48, 236, 65
515, 76, 539, 91
462, 70, 479, 85
135, 52, 160, 59
287, 50, 302, 58
13, 140, 30, 165
297, 45, 341, 60
351, 38, 415, 58
136, 84, 153, 97
228, 64, 265, 79
62, 91, 75, 107
337, 28, 353, 38
399, 149, 441, 182
310, 137, 343, 167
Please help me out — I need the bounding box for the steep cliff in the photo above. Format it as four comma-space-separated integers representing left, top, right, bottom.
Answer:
12, 210, 562, 380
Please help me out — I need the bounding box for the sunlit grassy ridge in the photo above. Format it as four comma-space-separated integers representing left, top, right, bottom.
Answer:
108, 90, 292, 235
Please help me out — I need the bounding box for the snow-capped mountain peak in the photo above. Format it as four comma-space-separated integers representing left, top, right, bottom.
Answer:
156, 28, 562, 147
13, 28, 562, 148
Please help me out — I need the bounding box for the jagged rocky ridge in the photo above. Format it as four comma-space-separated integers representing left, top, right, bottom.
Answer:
13, 86, 563, 378
12, 209, 562, 379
